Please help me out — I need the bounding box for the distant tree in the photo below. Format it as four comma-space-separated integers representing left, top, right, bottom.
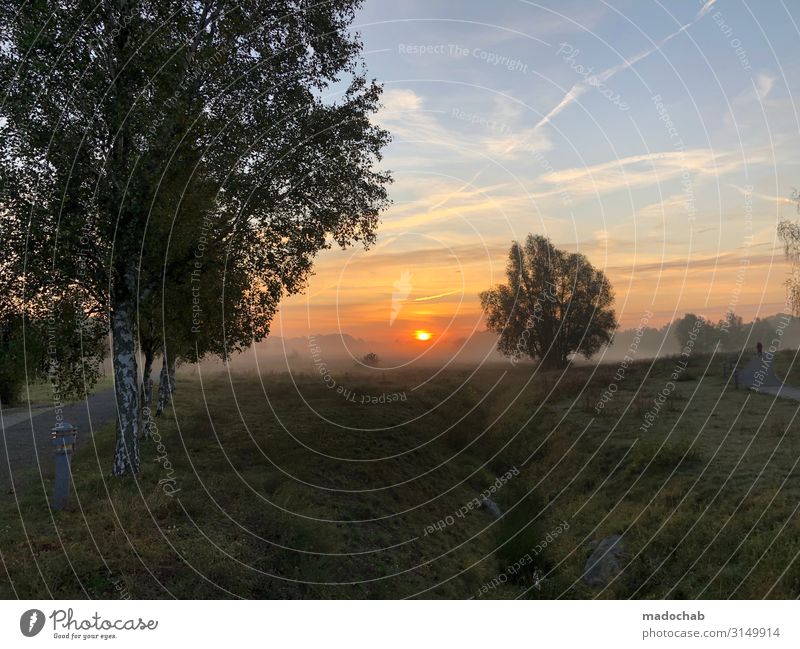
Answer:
673, 313, 716, 353
0, 1, 391, 476
716, 311, 746, 352
362, 352, 380, 366
480, 235, 617, 369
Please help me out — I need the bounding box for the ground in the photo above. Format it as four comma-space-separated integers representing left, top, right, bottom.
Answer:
1, 351, 799, 599
0, 381, 117, 496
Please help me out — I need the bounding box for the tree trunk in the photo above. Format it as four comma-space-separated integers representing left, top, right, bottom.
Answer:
111, 301, 140, 476
140, 344, 155, 438
155, 348, 171, 416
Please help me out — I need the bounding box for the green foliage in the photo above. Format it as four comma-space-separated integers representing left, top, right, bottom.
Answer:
0, 314, 29, 405
0, 0, 391, 322
0, 0, 392, 473
673, 313, 715, 353
33, 299, 107, 401
0, 299, 105, 405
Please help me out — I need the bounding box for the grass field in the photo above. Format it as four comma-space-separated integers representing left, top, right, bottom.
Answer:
2, 350, 799, 599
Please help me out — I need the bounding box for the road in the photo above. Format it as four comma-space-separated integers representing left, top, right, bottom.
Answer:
0, 388, 117, 494
753, 385, 800, 402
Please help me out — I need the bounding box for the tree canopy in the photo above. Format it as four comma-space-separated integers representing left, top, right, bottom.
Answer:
0, 0, 391, 474
480, 234, 617, 369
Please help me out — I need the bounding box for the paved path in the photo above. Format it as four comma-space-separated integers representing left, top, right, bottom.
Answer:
752, 385, 800, 402
0, 388, 117, 493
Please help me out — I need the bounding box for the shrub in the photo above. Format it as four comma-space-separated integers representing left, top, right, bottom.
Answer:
362, 352, 379, 366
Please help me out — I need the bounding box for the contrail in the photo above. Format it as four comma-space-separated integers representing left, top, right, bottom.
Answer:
424, 1, 718, 214
413, 290, 460, 302
532, 0, 718, 133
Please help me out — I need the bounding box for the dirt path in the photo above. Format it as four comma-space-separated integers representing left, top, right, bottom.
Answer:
0, 388, 117, 494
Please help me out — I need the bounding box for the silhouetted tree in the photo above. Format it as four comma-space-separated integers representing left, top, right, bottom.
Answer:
717, 311, 746, 352
480, 235, 617, 369
673, 313, 715, 353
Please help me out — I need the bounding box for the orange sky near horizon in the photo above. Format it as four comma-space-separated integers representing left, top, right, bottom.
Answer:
274, 222, 792, 353
271, 1, 800, 355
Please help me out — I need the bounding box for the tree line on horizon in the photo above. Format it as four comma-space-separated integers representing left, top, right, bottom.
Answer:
609, 311, 800, 361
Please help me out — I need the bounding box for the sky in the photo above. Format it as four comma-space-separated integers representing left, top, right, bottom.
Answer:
274, 0, 800, 358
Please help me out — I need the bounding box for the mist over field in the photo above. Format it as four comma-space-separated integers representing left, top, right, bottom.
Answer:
197, 312, 800, 377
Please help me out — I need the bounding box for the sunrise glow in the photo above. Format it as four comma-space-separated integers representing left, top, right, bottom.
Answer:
414, 330, 432, 342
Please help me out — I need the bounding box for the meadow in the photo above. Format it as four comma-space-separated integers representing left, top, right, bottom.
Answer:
2, 350, 799, 599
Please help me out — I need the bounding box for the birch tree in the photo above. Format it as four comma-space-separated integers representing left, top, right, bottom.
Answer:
0, 0, 390, 475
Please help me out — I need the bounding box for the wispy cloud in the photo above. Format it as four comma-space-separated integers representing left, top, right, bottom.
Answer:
729, 183, 796, 207
535, 148, 755, 199
536, 0, 717, 129
637, 194, 690, 221
379, 88, 553, 163
607, 250, 780, 276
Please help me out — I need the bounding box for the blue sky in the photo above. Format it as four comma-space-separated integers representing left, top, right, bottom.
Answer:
278, 0, 800, 347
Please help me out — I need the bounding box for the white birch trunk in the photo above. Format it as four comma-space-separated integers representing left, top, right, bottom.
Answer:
111, 301, 140, 476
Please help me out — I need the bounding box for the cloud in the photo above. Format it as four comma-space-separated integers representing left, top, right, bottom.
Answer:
728, 183, 796, 207
594, 229, 611, 246
755, 73, 775, 101
606, 250, 779, 275
376, 88, 451, 145
535, 85, 587, 130
535, 149, 756, 199
379, 88, 553, 165
730, 72, 776, 108
697, 0, 718, 19
637, 194, 692, 221
536, 0, 717, 129
382, 196, 527, 231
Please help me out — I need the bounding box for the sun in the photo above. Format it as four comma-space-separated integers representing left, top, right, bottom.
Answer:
414, 330, 432, 342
